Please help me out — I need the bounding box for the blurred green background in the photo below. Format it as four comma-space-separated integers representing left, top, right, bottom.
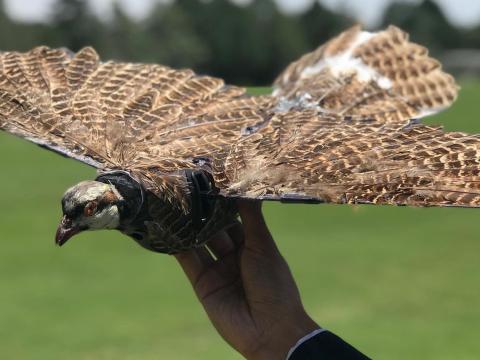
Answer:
0, 85, 479, 359
0, 0, 480, 85
1, 0, 480, 358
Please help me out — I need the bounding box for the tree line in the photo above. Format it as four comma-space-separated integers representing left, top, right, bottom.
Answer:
0, 0, 479, 85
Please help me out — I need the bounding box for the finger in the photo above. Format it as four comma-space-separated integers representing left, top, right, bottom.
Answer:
225, 220, 245, 247
207, 230, 236, 259
174, 246, 214, 285
237, 200, 263, 234
237, 200, 277, 254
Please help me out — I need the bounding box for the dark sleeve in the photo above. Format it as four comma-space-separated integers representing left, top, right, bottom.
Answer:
288, 330, 371, 360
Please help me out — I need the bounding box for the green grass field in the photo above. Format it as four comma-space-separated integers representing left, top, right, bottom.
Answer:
1, 85, 480, 360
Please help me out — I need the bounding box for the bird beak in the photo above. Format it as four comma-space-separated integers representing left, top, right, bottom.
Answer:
55, 215, 80, 246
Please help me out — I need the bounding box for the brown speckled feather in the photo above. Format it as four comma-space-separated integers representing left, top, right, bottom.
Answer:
273, 26, 458, 123
0, 26, 477, 221
0, 46, 258, 212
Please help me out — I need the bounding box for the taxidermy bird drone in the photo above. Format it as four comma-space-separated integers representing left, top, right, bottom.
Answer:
0, 26, 471, 254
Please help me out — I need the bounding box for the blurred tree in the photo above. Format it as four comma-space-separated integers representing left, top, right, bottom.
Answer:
381, 0, 463, 52
300, 1, 352, 50
0, 0, 47, 51
48, 0, 105, 51
0, 0, 16, 49
143, 1, 208, 69
104, 2, 151, 62
178, 0, 258, 84
107, 2, 138, 59
248, 0, 307, 84
0, 0, 477, 85
174, 0, 308, 85
463, 25, 480, 49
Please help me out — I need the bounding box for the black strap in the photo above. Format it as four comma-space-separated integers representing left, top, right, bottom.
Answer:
184, 169, 217, 231
95, 171, 144, 221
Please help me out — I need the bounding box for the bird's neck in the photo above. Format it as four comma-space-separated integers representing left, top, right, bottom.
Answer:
95, 171, 145, 225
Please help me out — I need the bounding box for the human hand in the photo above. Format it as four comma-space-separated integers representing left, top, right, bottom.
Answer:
175, 201, 319, 359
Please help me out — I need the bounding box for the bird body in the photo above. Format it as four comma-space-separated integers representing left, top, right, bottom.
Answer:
57, 170, 236, 253
0, 26, 473, 253
97, 171, 237, 253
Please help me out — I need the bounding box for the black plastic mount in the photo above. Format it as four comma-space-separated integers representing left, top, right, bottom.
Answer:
184, 169, 218, 231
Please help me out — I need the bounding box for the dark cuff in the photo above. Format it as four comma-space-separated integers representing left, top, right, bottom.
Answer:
288, 330, 371, 360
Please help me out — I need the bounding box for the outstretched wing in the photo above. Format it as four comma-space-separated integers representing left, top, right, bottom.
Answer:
0, 46, 255, 171
0, 46, 264, 209
273, 26, 458, 124
1, 26, 476, 211
212, 113, 480, 207
0, 47, 109, 168
209, 27, 480, 208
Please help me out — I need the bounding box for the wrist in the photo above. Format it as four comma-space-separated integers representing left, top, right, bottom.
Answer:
248, 314, 320, 360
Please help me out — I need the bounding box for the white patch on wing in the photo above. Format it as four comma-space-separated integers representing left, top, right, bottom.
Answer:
300, 31, 393, 90
274, 93, 321, 112
377, 77, 393, 90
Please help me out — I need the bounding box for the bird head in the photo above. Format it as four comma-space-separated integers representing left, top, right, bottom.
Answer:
55, 181, 124, 246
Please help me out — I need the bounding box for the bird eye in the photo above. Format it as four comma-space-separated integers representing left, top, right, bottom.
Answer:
84, 201, 98, 217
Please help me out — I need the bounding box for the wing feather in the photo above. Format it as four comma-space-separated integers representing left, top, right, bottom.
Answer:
0, 46, 252, 210
213, 113, 480, 208
0, 46, 249, 160
1, 26, 476, 213
273, 25, 458, 123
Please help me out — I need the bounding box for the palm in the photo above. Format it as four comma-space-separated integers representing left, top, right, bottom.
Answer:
176, 202, 318, 359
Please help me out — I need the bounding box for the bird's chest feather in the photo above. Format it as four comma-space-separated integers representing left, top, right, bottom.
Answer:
121, 191, 237, 254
